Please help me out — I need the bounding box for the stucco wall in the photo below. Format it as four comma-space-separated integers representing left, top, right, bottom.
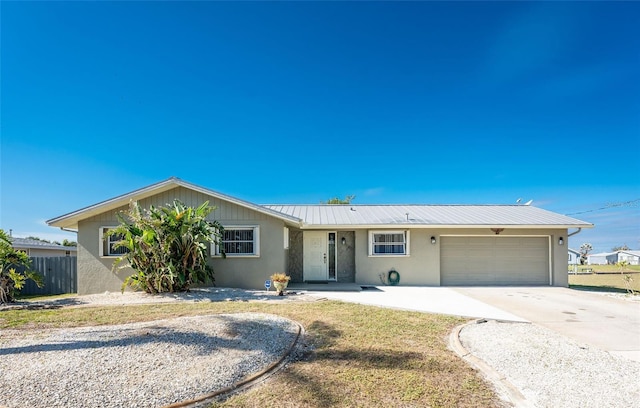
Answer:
353, 228, 569, 287
210, 216, 286, 289
77, 217, 126, 294
76, 186, 286, 294
354, 229, 440, 286
552, 230, 569, 286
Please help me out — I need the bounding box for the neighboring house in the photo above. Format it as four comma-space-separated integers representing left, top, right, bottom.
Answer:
616, 250, 640, 265
47, 177, 593, 295
587, 252, 618, 265
568, 248, 580, 265
10, 237, 77, 257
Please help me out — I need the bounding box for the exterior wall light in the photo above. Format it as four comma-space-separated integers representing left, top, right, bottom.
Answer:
341, 237, 346, 245
558, 237, 564, 246
431, 236, 437, 244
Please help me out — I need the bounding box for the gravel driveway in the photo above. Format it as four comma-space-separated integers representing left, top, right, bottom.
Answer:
459, 319, 640, 408
0, 289, 308, 408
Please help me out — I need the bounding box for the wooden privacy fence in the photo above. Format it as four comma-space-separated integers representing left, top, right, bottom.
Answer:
19, 256, 77, 296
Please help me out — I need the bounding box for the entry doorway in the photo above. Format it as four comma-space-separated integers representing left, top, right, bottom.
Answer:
303, 231, 337, 281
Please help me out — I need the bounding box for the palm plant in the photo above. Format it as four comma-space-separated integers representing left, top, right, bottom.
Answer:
0, 229, 43, 303
108, 200, 223, 293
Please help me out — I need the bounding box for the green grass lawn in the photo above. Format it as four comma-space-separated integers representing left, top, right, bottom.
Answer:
0, 300, 499, 408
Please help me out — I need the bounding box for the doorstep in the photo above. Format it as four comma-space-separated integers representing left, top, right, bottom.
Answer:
288, 282, 363, 292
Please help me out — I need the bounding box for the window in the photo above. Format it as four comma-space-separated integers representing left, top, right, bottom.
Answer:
215, 226, 260, 257
369, 230, 409, 256
284, 227, 289, 249
100, 227, 129, 257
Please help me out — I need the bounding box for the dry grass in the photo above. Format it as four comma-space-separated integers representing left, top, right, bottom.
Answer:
569, 272, 640, 293
571, 264, 640, 274
0, 300, 501, 408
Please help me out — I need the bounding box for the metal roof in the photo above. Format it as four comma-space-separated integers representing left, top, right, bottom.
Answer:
264, 204, 593, 229
10, 237, 78, 251
588, 252, 617, 257
618, 250, 640, 257
46, 178, 593, 231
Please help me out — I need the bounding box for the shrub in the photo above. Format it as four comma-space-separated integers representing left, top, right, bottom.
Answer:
0, 229, 43, 303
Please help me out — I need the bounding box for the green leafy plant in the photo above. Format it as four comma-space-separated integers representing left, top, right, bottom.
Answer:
108, 200, 223, 294
0, 229, 43, 303
322, 195, 355, 204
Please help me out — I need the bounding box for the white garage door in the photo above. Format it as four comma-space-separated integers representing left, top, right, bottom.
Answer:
441, 236, 550, 285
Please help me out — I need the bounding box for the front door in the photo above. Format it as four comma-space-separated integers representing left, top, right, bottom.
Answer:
303, 231, 330, 281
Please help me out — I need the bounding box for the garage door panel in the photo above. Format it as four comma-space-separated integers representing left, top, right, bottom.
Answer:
441, 236, 549, 285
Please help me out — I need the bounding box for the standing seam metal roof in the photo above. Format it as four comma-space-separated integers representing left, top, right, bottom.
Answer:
263, 204, 592, 227
10, 237, 78, 251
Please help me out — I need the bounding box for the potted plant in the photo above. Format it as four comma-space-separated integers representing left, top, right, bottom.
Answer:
270, 273, 291, 296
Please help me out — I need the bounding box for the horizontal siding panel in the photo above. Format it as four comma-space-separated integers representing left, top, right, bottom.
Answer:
441, 236, 549, 285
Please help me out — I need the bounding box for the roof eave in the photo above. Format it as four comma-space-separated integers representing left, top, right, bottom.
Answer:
299, 223, 594, 230
47, 178, 302, 229
12, 243, 78, 251
47, 180, 180, 229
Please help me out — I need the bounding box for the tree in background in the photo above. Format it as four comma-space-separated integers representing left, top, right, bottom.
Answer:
26, 236, 47, 241
0, 229, 43, 303
24, 236, 77, 246
25, 236, 60, 245
108, 200, 223, 294
612, 244, 630, 252
579, 243, 593, 265
62, 239, 77, 247
323, 195, 355, 204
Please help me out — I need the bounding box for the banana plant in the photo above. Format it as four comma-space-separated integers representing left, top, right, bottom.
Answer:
108, 200, 223, 293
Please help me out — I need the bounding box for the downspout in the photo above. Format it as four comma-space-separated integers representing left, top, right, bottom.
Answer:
568, 228, 582, 237
60, 227, 78, 234
566, 228, 582, 276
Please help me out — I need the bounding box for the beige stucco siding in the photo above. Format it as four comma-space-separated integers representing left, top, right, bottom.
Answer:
354, 229, 441, 286
552, 230, 569, 286
76, 187, 286, 294
353, 228, 569, 287
210, 216, 286, 289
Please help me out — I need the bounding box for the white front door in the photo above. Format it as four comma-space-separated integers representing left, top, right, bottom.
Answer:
303, 231, 328, 281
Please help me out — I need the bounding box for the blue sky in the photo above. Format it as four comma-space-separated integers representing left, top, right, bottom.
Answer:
1, 1, 638, 253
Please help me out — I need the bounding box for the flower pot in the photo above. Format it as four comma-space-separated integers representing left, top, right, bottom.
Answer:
273, 280, 288, 296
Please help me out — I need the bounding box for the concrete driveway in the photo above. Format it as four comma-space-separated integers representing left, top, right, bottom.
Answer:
304, 286, 528, 322
304, 286, 640, 362
454, 287, 640, 362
